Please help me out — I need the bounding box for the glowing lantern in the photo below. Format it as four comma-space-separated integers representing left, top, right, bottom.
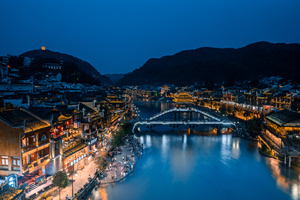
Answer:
41, 46, 46, 50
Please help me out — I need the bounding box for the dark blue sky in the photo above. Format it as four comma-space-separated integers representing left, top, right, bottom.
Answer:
1, 0, 300, 74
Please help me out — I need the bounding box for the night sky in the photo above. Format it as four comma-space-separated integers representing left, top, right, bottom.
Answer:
1, 0, 300, 74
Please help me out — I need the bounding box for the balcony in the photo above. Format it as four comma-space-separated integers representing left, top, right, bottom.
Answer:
63, 138, 84, 153
23, 139, 50, 153
12, 167, 21, 171
22, 143, 37, 152
38, 139, 50, 147
23, 154, 50, 173
0, 166, 8, 170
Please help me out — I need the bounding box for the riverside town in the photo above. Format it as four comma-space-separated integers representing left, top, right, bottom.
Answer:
1, 1, 300, 199
0, 50, 300, 199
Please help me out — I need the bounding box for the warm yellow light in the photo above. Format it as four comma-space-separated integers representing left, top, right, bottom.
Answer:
41, 46, 46, 50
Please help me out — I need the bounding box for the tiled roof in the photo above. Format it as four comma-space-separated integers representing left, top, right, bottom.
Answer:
28, 107, 55, 119
0, 109, 50, 133
266, 109, 300, 127
79, 102, 98, 114
55, 105, 76, 115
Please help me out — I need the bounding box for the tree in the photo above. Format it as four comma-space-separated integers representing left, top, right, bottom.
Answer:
4, 102, 14, 110
247, 119, 257, 132
52, 171, 69, 200
95, 152, 108, 172
219, 104, 227, 115
0, 98, 4, 112
244, 110, 251, 121
227, 106, 234, 115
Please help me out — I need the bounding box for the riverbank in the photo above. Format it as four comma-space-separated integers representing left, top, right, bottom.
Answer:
100, 134, 143, 185
70, 125, 143, 199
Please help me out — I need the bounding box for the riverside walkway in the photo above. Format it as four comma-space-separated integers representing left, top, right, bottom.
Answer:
52, 154, 98, 200
50, 135, 141, 200
101, 142, 139, 184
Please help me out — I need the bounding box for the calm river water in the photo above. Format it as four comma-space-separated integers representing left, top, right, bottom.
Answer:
88, 101, 300, 200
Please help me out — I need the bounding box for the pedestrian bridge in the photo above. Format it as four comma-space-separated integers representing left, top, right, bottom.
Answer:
132, 107, 234, 133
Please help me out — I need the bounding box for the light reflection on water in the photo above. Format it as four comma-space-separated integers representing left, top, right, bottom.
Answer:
89, 134, 300, 200
231, 138, 241, 160
182, 134, 187, 151
265, 157, 300, 200
87, 101, 300, 200
220, 135, 232, 166
145, 135, 151, 148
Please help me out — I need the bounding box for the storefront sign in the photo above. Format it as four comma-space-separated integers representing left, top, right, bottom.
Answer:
6, 174, 17, 188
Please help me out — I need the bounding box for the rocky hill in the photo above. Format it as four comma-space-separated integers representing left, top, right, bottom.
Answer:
118, 42, 300, 86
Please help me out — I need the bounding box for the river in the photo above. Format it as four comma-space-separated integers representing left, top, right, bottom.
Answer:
88, 101, 300, 200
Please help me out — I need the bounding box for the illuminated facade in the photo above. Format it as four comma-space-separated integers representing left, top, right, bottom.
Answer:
0, 108, 51, 185
173, 92, 194, 107
265, 109, 300, 137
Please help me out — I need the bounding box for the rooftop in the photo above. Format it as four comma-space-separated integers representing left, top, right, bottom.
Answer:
266, 109, 300, 127
0, 109, 50, 133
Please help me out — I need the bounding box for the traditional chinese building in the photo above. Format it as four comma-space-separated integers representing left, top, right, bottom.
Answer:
173, 92, 194, 107
265, 109, 300, 137
0, 108, 51, 186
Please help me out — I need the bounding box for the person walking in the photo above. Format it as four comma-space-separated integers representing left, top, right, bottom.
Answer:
66, 195, 70, 200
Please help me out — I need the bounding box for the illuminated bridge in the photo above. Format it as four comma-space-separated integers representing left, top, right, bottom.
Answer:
132, 107, 235, 133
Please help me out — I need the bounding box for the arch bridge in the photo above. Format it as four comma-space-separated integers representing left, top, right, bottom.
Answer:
132, 107, 235, 133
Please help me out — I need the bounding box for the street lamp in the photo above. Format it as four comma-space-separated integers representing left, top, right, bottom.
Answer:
71, 164, 77, 198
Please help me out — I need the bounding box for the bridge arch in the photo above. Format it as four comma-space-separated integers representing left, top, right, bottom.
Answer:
132, 107, 234, 133
149, 108, 220, 121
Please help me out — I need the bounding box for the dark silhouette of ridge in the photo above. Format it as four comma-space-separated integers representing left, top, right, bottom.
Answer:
118, 42, 300, 86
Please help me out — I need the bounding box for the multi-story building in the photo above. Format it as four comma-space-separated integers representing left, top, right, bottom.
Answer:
265, 109, 300, 137
0, 108, 51, 186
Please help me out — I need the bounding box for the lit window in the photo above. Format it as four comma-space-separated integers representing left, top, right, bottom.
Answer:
12, 159, 20, 166
1, 158, 8, 166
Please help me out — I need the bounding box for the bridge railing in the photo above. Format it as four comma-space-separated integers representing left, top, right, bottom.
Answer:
149, 108, 220, 121
132, 120, 235, 133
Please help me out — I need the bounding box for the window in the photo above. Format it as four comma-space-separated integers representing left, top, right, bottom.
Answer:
12, 159, 20, 166
1, 157, 8, 166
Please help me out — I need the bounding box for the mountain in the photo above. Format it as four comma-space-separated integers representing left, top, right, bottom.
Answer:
104, 74, 124, 83
20, 49, 113, 85
118, 42, 300, 86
